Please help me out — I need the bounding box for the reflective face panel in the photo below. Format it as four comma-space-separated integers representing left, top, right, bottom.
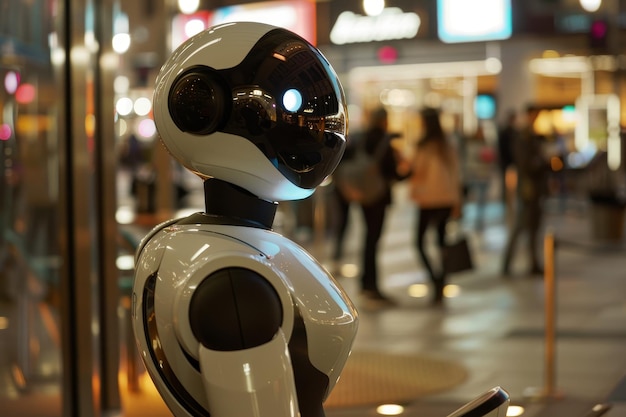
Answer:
168, 28, 347, 190
169, 71, 228, 135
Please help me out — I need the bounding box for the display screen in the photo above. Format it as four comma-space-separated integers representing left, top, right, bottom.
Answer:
437, 0, 512, 43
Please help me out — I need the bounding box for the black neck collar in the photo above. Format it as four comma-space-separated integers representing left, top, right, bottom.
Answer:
200, 178, 277, 229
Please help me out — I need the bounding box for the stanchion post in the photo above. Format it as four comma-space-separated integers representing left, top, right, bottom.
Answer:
524, 229, 564, 400
543, 229, 559, 398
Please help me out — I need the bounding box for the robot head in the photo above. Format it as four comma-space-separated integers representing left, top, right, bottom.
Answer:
153, 22, 348, 202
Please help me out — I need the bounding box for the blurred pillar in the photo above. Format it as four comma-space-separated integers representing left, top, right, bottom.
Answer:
497, 41, 535, 122
95, 0, 122, 412
152, 0, 177, 221
608, 0, 625, 171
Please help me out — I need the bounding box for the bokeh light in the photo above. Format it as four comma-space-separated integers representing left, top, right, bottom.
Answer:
282, 88, 302, 112
137, 118, 156, 138
0, 124, 12, 141
134, 97, 152, 116
184, 19, 206, 38
112, 33, 131, 54
114, 76, 130, 94
4, 71, 20, 94
580, 0, 602, 12
117, 119, 128, 136
376, 403, 404, 415
506, 405, 525, 416
178, 0, 200, 14
408, 284, 429, 298
116, 97, 134, 116
363, 0, 385, 16
15, 83, 36, 104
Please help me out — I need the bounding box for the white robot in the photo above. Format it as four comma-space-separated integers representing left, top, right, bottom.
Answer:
132, 22, 357, 417
132, 21, 511, 417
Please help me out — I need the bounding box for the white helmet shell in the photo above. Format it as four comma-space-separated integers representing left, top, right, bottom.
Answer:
153, 22, 348, 201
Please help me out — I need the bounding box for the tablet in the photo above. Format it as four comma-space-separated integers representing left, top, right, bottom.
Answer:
446, 387, 510, 417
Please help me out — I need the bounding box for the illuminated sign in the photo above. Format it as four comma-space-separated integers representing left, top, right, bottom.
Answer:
171, 0, 316, 51
330, 7, 421, 45
211, 0, 315, 43
437, 0, 512, 43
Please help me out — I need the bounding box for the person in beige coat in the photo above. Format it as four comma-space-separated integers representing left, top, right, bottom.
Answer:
410, 108, 462, 305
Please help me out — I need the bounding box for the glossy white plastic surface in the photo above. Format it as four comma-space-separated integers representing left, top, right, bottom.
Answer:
132, 219, 358, 417
199, 330, 298, 417
154, 22, 316, 202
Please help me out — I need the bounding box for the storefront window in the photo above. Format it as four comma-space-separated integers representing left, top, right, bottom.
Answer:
1, 0, 123, 415
0, 1, 64, 415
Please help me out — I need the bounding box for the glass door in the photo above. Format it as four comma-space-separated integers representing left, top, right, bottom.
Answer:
0, 0, 120, 415
0, 1, 67, 414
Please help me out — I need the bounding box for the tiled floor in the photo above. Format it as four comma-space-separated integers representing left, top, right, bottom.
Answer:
2, 182, 625, 417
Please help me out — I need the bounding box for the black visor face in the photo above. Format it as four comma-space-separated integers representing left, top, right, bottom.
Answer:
169, 70, 229, 135
168, 28, 347, 190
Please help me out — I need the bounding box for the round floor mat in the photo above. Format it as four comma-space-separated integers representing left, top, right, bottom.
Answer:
324, 350, 468, 408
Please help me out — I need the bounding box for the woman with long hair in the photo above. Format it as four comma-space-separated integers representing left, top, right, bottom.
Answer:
410, 107, 462, 305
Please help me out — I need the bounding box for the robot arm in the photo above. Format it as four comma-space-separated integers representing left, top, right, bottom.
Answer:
198, 331, 296, 416
188, 267, 299, 417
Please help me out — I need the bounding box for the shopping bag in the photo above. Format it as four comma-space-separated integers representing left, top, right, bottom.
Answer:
443, 235, 473, 275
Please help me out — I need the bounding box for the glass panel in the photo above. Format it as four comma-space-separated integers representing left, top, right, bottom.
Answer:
0, 1, 64, 415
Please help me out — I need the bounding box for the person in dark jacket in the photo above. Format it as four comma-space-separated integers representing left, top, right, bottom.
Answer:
353, 107, 410, 306
502, 105, 548, 277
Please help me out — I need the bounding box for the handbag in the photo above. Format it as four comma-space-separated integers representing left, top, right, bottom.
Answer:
443, 225, 473, 275
334, 135, 388, 205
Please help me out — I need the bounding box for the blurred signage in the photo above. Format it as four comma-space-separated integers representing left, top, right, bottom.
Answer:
171, 0, 316, 51
171, 10, 213, 51
437, 0, 512, 43
330, 7, 421, 45
557, 11, 626, 34
0, 1, 52, 64
555, 13, 592, 33
211, 0, 315, 43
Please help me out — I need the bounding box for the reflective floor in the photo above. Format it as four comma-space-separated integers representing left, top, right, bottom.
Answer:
2, 182, 626, 417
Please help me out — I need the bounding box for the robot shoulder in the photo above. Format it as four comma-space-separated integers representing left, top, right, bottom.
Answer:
134, 218, 180, 267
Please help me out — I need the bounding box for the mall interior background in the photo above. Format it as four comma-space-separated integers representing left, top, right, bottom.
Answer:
1, 0, 626, 416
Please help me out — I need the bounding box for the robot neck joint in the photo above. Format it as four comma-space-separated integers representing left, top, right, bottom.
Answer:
203, 178, 277, 229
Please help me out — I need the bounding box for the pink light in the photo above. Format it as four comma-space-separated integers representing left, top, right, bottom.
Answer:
591, 20, 607, 38
137, 118, 156, 138
378, 45, 398, 64
16, 83, 36, 104
0, 124, 12, 141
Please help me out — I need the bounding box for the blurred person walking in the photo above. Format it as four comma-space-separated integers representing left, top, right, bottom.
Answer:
410, 107, 462, 306
463, 124, 496, 230
338, 107, 409, 306
497, 110, 518, 211
502, 105, 549, 277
